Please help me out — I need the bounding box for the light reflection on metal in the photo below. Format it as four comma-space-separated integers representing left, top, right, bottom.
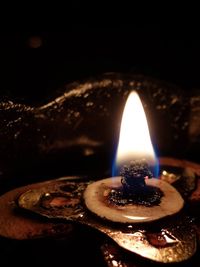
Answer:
18, 175, 196, 264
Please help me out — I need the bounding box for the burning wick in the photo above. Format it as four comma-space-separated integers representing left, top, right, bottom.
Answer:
109, 159, 164, 207
84, 91, 184, 223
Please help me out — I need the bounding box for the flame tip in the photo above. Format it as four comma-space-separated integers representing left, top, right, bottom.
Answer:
113, 91, 159, 177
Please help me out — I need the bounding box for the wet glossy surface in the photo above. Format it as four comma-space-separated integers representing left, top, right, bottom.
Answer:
84, 177, 184, 224
18, 175, 195, 263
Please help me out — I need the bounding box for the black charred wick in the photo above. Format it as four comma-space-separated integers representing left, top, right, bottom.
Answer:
108, 160, 163, 207
120, 160, 153, 194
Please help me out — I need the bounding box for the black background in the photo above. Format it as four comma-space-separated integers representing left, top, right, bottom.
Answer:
1, 25, 200, 104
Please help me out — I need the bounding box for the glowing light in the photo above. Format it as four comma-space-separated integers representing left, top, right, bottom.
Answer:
124, 215, 149, 221
113, 91, 158, 176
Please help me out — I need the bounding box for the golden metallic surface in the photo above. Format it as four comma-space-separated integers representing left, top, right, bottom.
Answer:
18, 176, 197, 263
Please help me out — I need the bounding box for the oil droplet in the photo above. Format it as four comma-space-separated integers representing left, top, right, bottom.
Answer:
171, 97, 178, 105
112, 260, 118, 267
168, 256, 173, 262
14, 131, 20, 139
83, 148, 94, 156
86, 102, 93, 107
74, 112, 80, 118
84, 93, 89, 98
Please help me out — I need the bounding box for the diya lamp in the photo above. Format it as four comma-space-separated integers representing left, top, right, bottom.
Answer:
84, 91, 184, 224
16, 90, 197, 264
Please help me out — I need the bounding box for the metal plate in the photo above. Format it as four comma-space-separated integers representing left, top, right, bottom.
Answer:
18, 172, 197, 264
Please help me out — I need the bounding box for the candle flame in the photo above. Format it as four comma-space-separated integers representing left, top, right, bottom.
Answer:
113, 91, 158, 177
